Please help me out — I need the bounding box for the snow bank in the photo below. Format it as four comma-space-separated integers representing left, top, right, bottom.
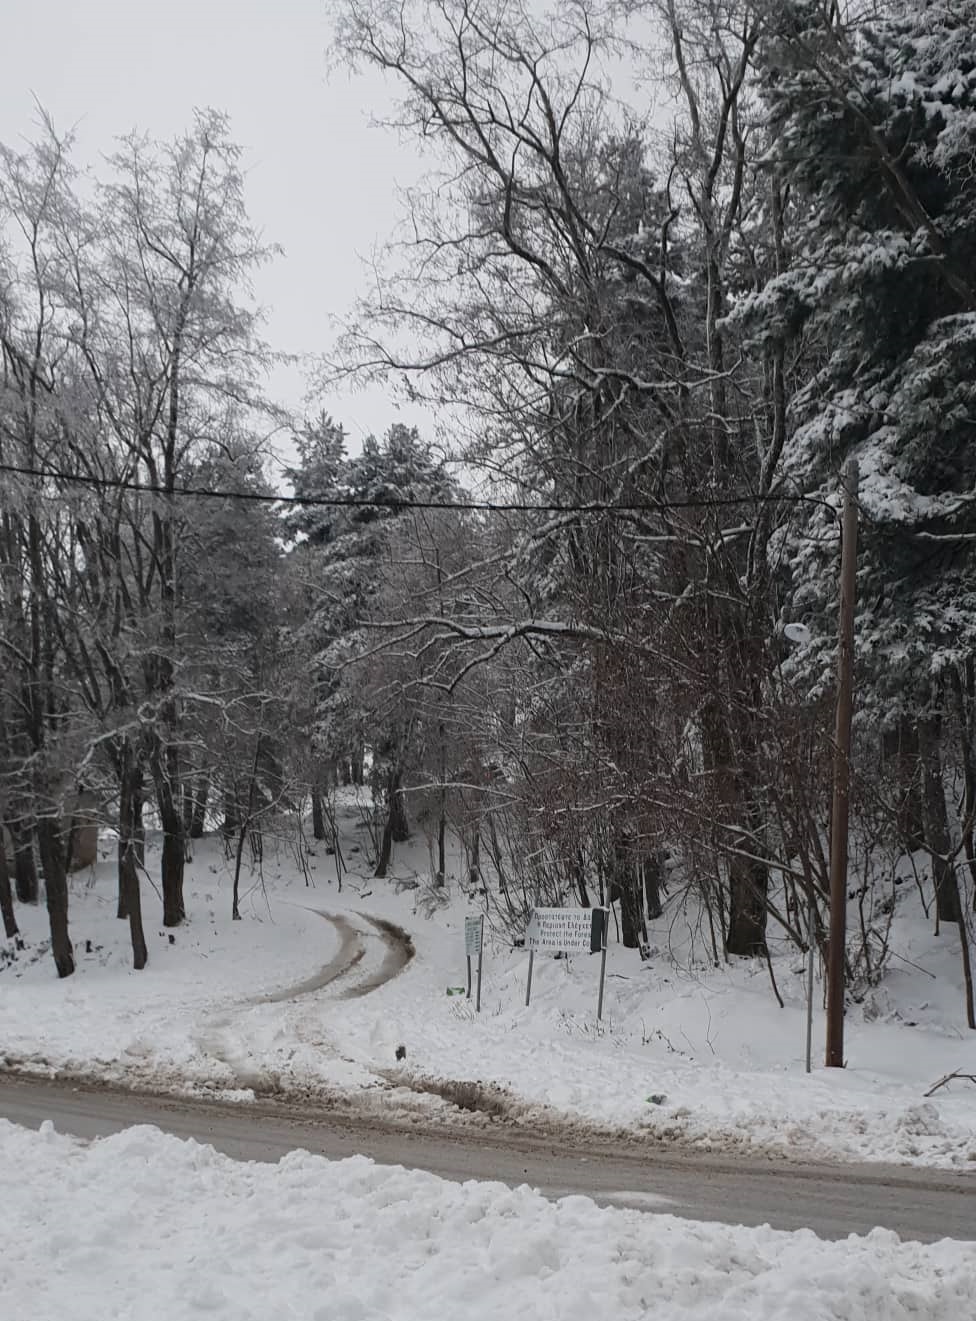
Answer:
3, 1119, 973, 1321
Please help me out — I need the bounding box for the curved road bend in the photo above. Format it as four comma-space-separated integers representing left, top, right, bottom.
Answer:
0, 1075, 972, 1243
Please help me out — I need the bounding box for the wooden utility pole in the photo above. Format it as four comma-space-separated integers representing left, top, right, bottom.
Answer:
826, 460, 859, 1069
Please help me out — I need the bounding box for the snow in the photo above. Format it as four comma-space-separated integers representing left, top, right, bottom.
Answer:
4, 1118, 975, 1321
0, 839, 341, 1097
2, 800, 976, 1172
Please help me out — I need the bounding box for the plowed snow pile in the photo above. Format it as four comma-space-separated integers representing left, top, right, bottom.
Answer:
4, 1120, 973, 1321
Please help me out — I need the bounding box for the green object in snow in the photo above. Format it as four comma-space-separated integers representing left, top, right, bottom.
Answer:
446, 986, 466, 996
646, 1094, 667, 1106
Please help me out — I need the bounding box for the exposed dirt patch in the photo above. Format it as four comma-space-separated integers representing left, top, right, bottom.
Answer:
387, 1073, 514, 1119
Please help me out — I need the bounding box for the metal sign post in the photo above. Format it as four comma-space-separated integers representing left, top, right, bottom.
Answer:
595, 908, 609, 1021
806, 888, 815, 1073
464, 915, 484, 1013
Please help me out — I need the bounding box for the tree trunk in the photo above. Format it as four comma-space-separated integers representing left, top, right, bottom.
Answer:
117, 763, 129, 920
117, 859, 128, 920
134, 789, 145, 866
573, 846, 590, 908
159, 821, 186, 926
918, 714, 961, 926
118, 836, 148, 970
643, 850, 664, 921
701, 688, 770, 958
959, 903, 976, 1031
189, 774, 210, 839
36, 817, 74, 978
221, 788, 240, 840
918, 712, 975, 1026
469, 827, 481, 888
374, 814, 394, 878
9, 819, 38, 904
487, 810, 506, 895
435, 720, 447, 885
156, 776, 186, 926
726, 844, 770, 957
611, 836, 645, 950
233, 743, 262, 920
232, 825, 247, 920
726, 780, 770, 958
376, 767, 408, 877
390, 777, 410, 843
118, 748, 148, 968
436, 812, 446, 887
949, 663, 976, 914
882, 721, 926, 853
311, 784, 326, 841
0, 827, 19, 940
150, 719, 186, 926
65, 794, 99, 873
63, 809, 78, 874
616, 875, 644, 949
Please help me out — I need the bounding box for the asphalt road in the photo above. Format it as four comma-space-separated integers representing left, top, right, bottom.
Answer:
1, 1074, 972, 1243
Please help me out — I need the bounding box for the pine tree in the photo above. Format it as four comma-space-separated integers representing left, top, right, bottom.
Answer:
750, 0, 976, 700
745, 1, 976, 1016
287, 421, 458, 869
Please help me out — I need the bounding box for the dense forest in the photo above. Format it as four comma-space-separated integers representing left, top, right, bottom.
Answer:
1, 0, 974, 1029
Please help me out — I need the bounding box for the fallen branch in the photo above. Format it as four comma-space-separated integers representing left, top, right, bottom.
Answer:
923, 1069, 976, 1098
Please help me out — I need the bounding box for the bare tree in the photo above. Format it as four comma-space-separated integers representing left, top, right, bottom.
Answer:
333, 0, 798, 957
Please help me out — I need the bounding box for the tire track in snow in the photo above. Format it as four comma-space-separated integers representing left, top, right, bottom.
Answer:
255, 909, 414, 1004
106, 908, 417, 1093
255, 912, 365, 1005
340, 915, 414, 999
191, 909, 414, 1095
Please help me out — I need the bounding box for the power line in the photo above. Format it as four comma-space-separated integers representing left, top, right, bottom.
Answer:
0, 460, 832, 516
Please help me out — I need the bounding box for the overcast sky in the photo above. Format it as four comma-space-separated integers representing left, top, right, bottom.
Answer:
0, 0, 431, 455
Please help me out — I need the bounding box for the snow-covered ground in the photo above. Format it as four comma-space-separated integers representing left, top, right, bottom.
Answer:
5, 1119, 974, 1321
0, 834, 343, 1102
2, 797, 976, 1170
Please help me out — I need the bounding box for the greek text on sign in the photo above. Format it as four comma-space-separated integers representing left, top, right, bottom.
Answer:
464, 915, 484, 957
525, 907, 601, 953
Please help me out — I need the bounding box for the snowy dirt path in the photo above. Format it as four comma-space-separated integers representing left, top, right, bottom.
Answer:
340, 914, 414, 999
0, 868, 415, 1102
184, 908, 415, 1096
257, 908, 414, 1005
256, 911, 365, 1003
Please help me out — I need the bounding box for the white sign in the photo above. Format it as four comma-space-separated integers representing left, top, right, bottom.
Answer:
464, 914, 484, 957
525, 907, 596, 953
